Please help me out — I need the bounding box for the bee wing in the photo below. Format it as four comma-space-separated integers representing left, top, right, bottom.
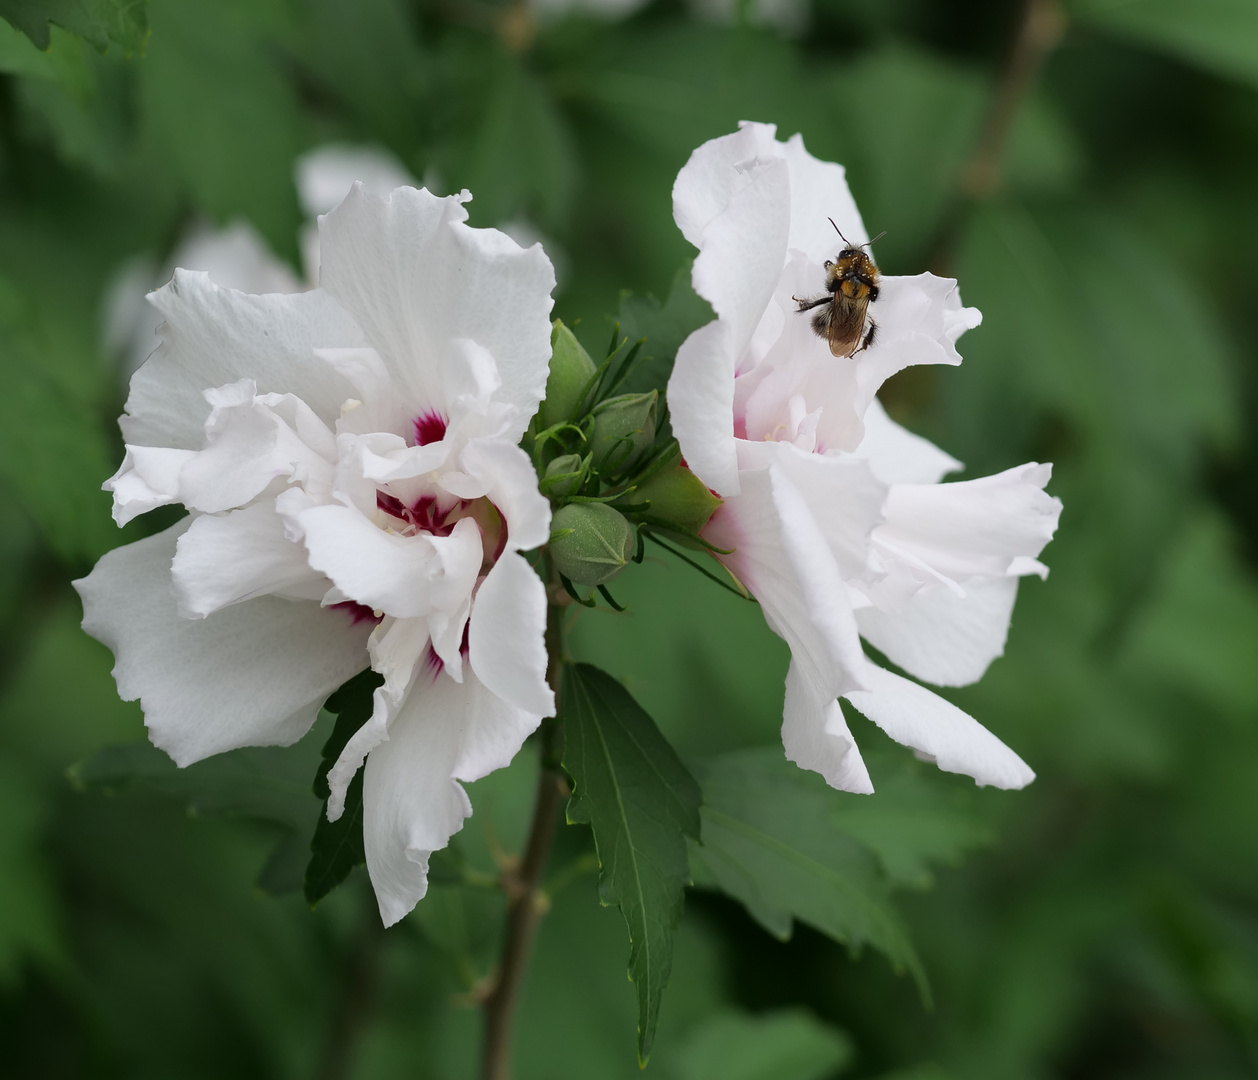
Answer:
827, 294, 868, 358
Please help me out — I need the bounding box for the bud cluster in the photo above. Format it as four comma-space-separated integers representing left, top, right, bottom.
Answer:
527, 321, 722, 595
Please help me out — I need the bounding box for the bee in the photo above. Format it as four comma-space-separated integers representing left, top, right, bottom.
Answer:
794, 220, 886, 358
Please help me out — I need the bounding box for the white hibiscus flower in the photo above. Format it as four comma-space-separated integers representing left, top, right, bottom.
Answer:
103, 143, 417, 380
669, 122, 1062, 793
75, 184, 558, 925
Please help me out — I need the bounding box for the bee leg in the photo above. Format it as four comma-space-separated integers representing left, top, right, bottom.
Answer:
858, 318, 878, 354
794, 294, 832, 313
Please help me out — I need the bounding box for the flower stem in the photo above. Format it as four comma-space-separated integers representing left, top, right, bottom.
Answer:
479, 592, 567, 1080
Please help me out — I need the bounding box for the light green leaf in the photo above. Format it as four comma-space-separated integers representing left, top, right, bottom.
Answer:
670, 1008, 853, 1080
562, 662, 702, 1063
0, 0, 147, 53
0, 278, 119, 564
616, 264, 714, 398
1121, 510, 1258, 723
1070, 0, 1258, 89
687, 749, 925, 995
137, 0, 305, 256
456, 54, 578, 232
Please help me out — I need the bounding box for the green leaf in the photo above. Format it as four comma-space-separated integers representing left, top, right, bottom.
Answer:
304, 668, 382, 906
0, 761, 64, 984
1070, 0, 1258, 90
0, 277, 120, 564
456, 54, 578, 232
0, 0, 147, 53
615, 265, 714, 398
687, 749, 926, 996
670, 1008, 854, 1080
69, 732, 325, 896
137, 0, 305, 258
829, 739, 993, 889
561, 662, 702, 1064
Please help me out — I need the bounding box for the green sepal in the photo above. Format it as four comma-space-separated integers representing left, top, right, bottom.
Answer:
631, 457, 722, 536
539, 319, 597, 430
541, 452, 588, 499
588, 390, 658, 478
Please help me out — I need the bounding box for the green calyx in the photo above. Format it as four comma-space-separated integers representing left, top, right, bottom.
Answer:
589, 390, 658, 479
539, 320, 597, 431
549, 502, 636, 586
542, 453, 588, 498
631, 457, 722, 537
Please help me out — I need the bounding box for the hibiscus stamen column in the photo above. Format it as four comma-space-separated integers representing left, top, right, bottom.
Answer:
481, 575, 568, 1080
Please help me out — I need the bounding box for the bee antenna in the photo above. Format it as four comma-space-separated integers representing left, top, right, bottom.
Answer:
827, 217, 851, 245
866, 230, 887, 246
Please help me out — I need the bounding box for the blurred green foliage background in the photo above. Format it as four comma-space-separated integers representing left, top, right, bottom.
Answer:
2, 0, 1257, 1077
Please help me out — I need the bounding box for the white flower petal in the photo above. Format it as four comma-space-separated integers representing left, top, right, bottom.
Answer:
688, 152, 790, 356
779, 131, 869, 265
171, 502, 328, 618
125, 271, 361, 449
178, 386, 336, 514
369, 616, 432, 703
74, 521, 371, 767
106, 445, 196, 526
458, 439, 552, 553
362, 672, 480, 925
853, 274, 980, 414
845, 664, 1034, 789
452, 674, 541, 786
853, 398, 963, 485
707, 463, 871, 702
782, 661, 873, 793
669, 319, 741, 496
672, 121, 782, 249
876, 462, 1062, 582
327, 681, 396, 821
298, 505, 483, 620
857, 575, 1020, 688
468, 553, 553, 718
741, 439, 886, 581
318, 185, 555, 435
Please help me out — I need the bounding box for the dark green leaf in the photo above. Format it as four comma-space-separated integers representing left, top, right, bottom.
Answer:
670, 1008, 854, 1080
687, 749, 926, 996
0, 0, 147, 53
561, 662, 702, 1063
69, 731, 325, 895
1070, 0, 1258, 90
304, 668, 382, 906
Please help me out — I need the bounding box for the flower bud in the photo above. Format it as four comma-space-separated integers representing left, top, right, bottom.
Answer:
539, 320, 597, 430
549, 503, 635, 586
542, 453, 587, 499
632, 460, 722, 536
589, 391, 657, 477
